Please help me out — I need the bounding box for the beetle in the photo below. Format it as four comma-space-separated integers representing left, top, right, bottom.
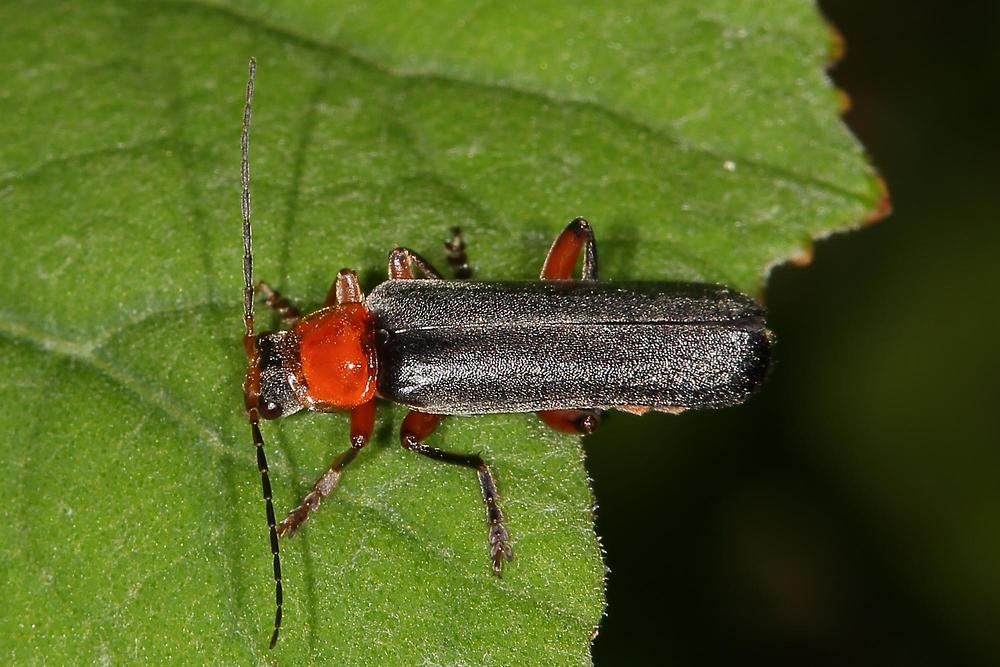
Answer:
238, 59, 771, 648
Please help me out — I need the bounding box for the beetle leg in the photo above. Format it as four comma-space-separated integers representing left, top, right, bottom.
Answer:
400, 410, 513, 575
324, 269, 364, 306
537, 218, 605, 433
540, 216, 598, 281
256, 281, 302, 324
538, 408, 604, 435
387, 247, 445, 280
443, 226, 472, 279
277, 400, 377, 537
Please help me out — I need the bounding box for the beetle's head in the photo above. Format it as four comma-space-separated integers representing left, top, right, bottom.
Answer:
244, 330, 304, 420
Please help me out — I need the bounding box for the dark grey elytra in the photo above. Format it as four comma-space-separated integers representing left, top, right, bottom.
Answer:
370, 280, 771, 414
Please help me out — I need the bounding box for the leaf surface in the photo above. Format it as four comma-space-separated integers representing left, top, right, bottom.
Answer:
0, 1, 881, 664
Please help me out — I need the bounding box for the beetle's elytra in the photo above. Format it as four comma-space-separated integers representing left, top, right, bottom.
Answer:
239, 59, 771, 649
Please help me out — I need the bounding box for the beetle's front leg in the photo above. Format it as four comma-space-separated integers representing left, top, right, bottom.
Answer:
537, 218, 605, 434
400, 410, 513, 575
256, 281, 302, 324
277, 400, 376, 537
323, 269, 364, 306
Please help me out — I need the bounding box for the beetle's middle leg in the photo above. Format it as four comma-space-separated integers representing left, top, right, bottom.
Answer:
537, 217, 605, 434
443, 226, 472, 278
277, 400, 376, 537
399, 410, 514, 575
390, 233, 512, 572
388, 247, 444, 280
389, 228, 473, 280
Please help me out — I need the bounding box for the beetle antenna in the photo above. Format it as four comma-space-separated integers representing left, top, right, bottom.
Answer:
241, 57, 283, 650
255, 419, 283, 650
242, 57, 256, 346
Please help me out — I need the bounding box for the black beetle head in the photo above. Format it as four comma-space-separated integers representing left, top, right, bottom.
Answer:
252, 330, 303, 420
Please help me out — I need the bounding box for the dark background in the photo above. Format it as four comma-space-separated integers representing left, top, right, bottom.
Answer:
589, 1, 1000, 664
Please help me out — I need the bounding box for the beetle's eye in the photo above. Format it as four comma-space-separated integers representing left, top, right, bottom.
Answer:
259, 399, 283, 420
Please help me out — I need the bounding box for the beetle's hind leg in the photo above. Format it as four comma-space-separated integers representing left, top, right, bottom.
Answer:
399, 410, 513, 575
537, 218, 606, 434
538, 409, 603, 435
540, 216, 598, 282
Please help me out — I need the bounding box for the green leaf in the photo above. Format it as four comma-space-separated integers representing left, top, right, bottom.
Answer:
0, 1, 882, 664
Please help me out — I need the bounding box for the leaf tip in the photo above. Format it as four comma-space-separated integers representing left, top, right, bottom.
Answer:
862, 174, 893, 225
835, 87, 852, 114
788, 240, 816, 268
826, 21, 847, 65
